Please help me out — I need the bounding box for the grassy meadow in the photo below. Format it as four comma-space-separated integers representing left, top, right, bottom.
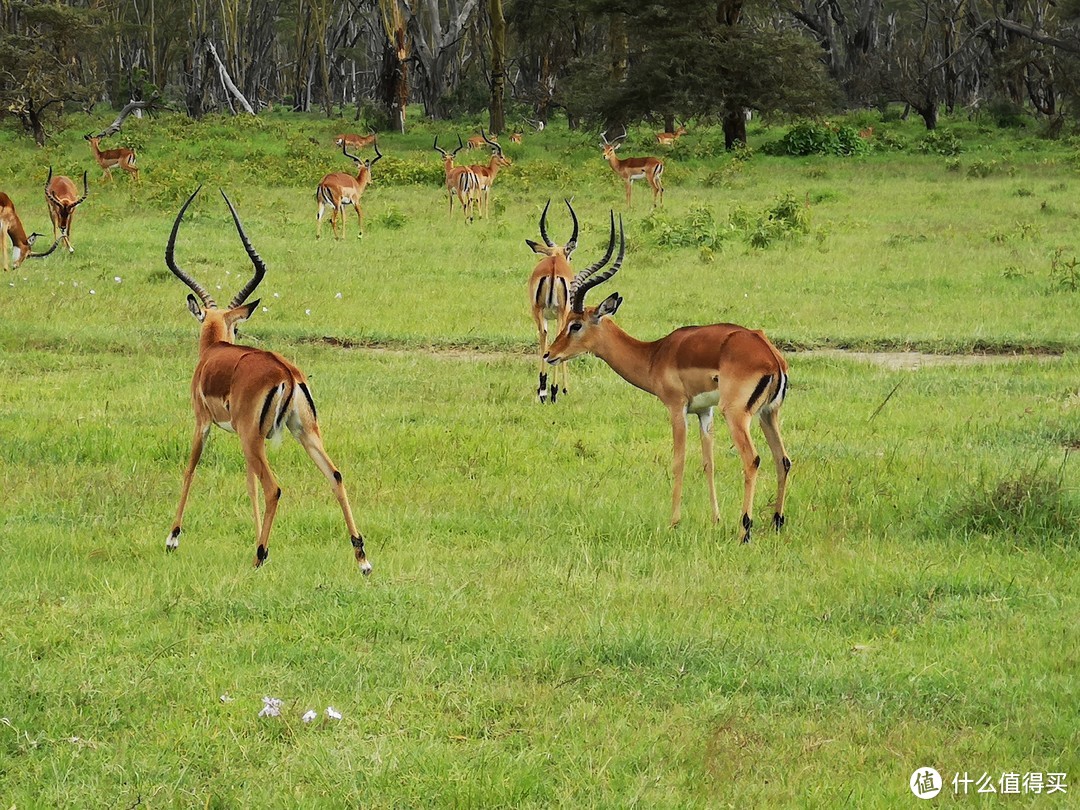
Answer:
0, 110, 1078, 807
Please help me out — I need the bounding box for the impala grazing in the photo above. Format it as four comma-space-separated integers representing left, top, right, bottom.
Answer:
467, 132, 496, 150
600, 129, 664, 208
316, 139, 382, 239
433, 135, 478, 221
165, 187, 372, 573
84, 134, 139, 183
656, 122, 688, 146
527, 200, 621, 403
1, 192, 59, 271
544, 221, 791, 542
467, 129, 512, 218
334, 131, 377, 150
44, 168, 89, 253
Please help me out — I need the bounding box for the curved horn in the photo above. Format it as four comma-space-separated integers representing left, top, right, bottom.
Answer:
220, 190, 267, 308
538, 199, 555, 247
482, 127, 503, 156
26, 234, 61, 260
564, 198, 579, 254
433, 136, 450, 158
342, 141, 362, 163
600, 129, 609, 145
75, 171, 89, 206
165, 186, 217, 308
44, 167, 61, 206
569, 212, 621, 312
368, 138, 382, 166
452, 134, 465, 156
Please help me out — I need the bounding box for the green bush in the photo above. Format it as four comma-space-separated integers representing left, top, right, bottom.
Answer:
916, 129, 964, 156
762, 120, 871, 157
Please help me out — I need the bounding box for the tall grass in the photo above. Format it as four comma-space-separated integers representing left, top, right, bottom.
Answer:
0, 110, 1077, 806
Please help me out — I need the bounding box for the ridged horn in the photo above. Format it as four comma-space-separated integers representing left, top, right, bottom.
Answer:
165, 186, 217, 308
569, 213, 623, 313
538, 199, 555, 247
221, 190, 267, 308
564, 198, 579, 255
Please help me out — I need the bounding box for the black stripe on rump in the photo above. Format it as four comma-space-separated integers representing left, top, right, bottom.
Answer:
746, 374, 772, 412
273, 385, 295, 434
534, 276, 548, 307
259, 385, 280, 436
299, 382, 318, 422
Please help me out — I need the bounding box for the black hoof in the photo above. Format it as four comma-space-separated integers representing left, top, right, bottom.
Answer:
773, 513, 785, 531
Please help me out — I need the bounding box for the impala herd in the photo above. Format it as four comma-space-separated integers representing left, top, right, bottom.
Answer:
4, 119, 790, 571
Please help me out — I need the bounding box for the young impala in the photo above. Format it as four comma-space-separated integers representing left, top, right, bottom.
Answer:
545, 219, 791, 542
316, 139, 382, 239
526, 199, 616, 403
165, 187, 372, 573
601, 129, 664, 208
1, 192, 59, 271
84, 134, 139, 183
44, 167, 89, 253
656, 122, 688, 146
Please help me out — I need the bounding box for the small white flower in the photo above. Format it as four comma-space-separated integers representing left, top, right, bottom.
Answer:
273, 292, 280, 298
262, 306, 268, 312
325, 706, 342, 720
305, 309, 312, 316
7, 283, 12, 288
114, 276, 122, 283
335, 292, 342, 299
259, 696, 283, 718
73, 281, 79, 287
216, 284, 222, 290
89, 289, 96, 295
219, 693, 234, 703
302, 710, 317, 724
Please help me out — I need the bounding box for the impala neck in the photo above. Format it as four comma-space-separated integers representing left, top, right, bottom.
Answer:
591, 319, 663, 397
199, 316, 234, 353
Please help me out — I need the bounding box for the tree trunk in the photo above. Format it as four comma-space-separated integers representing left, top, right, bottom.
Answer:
487, 0, 506, 134
722, 107, 746, 149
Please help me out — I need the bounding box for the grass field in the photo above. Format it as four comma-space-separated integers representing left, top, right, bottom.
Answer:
0, 110, 1077, 807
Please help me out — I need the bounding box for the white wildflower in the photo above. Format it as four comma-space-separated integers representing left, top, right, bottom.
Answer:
302, 710, 317, 724
219, 694, 234, 703
335, 292, 342, 299
261, 306, 268, 312
305, 309, 311, 316
114, 276, 122, 283
259, 696, 283, 718
273, 292, 280, 298
325, 706, 342, 720
89, 289, 96, 295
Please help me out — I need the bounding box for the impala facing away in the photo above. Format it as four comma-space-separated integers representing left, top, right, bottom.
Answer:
526, 199, 617, 403
316, 139, 382, 239
601, 129, 664, 208
84, 134, 139, 183
165, 187, 372, 573
467, 129, 512, 218
656, 122, 688, 146
44, 167, 89, 253
1, 192, 59, 270
433, 135, 479, 221
334, 131, 377, 150
545, 220, 790, 542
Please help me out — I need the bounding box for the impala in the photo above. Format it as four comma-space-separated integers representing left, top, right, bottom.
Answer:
467, 131, 497, 150
84, 134, 139, 183
334, 131, 377, 150
316, 139, 382, 239
509, 132, 523, 144
600, 129, 664, 208
656, 122, 688, 146
433, 135, 477, 220
545, 221, 790, 542
1, 192, 59, 271
527, 199, 617, 403
44, 167, 89, 253
165, 187, 372, 573
467, 129, 512, 218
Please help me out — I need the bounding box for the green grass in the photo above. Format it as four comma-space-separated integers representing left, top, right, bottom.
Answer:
0, 110, 1078, 806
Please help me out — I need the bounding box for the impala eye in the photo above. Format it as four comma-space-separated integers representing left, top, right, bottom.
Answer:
568, 322, 583, 334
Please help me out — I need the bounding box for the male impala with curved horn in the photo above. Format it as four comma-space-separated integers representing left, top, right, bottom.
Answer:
334, 131, 377, 150
165, 187, 372, 573
545, 220, 790, 543
600, 129, 664, 208
84, 134, 139, 183
433, 135, 478, 221
526, 199, 616, 403
317, 140, 382, 239
467, 129, 511, 218
656, 121, 688, 146
1, 192, 59, 271
44, 167, 89, 253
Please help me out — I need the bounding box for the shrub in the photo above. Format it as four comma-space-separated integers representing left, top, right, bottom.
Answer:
762, 120, 871, 157
916, 129, 963, 156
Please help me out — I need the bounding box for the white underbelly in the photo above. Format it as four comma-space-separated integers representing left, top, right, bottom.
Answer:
688, 390, 720, 413
629, 172, 646, 181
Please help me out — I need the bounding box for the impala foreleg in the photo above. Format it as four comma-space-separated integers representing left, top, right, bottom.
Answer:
291, 421, 372, 575
758, 405, 791, 531
668, 405, 689, 526
699, 409, 721, 523
724, 408, 760, 543
168, 422, 211, 552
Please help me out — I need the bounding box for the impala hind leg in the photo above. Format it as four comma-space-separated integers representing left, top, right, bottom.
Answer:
724, 408, 760, 543
758, 405, 791, 531
535, 317, 550, 403
353, 202, 363, 238
241, 435, 281, 568
168, 423, 211, 552
290, 420, 372, 575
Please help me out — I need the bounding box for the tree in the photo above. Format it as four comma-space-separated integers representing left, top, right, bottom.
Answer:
488, 0, 506, 133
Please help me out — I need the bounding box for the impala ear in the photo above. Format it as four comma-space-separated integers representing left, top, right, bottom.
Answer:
233, 299, 260, 322
186, 293, 206, 322
595, 292, 622, 320
526, 239, 553, 256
